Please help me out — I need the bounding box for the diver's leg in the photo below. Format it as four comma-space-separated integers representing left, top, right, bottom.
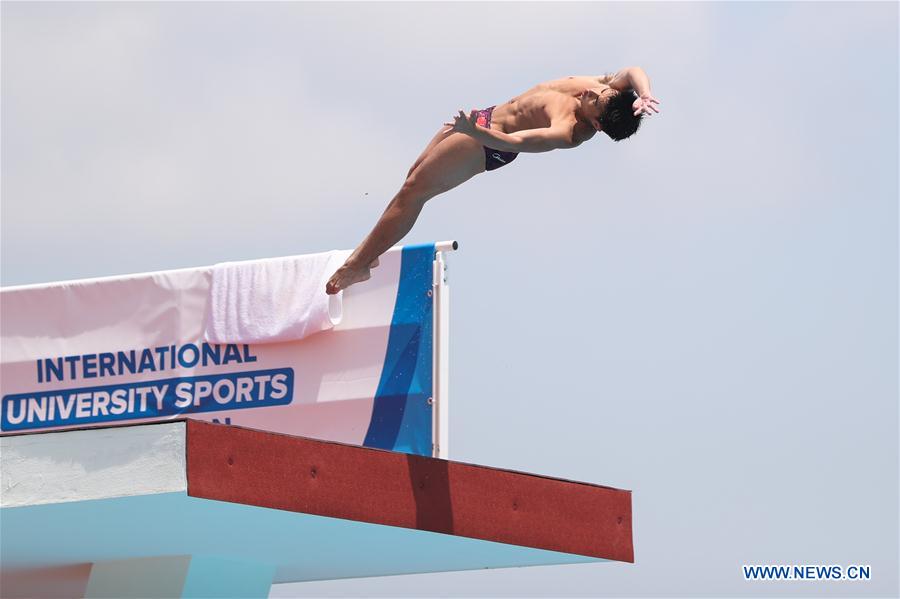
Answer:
326, 132, 485, 294
406, 126, 453, 178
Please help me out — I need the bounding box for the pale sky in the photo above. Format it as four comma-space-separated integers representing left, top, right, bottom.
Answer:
2, 2, 898, 597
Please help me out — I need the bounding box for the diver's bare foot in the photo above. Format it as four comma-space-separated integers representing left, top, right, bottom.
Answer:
325, 258, 379, 295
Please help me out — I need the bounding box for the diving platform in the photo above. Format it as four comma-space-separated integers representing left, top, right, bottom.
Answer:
1, 419, 633, 598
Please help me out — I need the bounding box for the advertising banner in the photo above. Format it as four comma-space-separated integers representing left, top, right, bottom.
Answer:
1, 243, 439, 456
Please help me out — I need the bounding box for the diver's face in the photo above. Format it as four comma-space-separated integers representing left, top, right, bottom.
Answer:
580, 88, 600, 110
581, 87, 616, 130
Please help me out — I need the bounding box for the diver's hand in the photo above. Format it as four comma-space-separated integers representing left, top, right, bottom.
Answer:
632, 94, 661, 116
443, 109, 480, 135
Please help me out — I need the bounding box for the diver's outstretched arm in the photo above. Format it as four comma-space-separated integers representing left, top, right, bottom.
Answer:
608, 66, 652, 96
608, 67, 661, 116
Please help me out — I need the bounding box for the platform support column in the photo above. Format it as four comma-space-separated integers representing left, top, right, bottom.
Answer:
83, 555, 275, 598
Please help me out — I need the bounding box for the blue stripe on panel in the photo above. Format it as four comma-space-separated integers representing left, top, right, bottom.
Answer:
364, 244, 434, 455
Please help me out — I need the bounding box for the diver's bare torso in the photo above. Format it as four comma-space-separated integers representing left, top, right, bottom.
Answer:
490, 75, 613, 146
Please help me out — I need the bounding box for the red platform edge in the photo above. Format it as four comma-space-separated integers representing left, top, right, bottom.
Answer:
185, 419, 634, 562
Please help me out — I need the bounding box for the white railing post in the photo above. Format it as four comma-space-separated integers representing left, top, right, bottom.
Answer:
432, 241, 456, 459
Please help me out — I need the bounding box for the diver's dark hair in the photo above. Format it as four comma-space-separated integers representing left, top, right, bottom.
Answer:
599, 89, 642, 142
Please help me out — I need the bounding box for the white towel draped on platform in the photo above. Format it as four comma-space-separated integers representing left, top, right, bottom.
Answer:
203, 250, 351, 345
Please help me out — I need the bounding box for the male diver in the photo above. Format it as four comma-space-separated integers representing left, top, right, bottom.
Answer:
326, 66, 660, 294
